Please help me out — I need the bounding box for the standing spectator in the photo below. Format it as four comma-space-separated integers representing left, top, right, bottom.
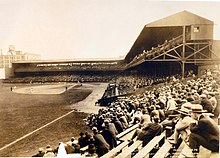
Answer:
188, 104, 219, 157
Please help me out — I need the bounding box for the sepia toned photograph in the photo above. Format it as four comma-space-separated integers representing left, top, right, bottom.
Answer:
0, 0, 219, 157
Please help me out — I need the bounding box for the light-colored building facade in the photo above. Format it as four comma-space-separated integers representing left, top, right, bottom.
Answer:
0, 45, 41, 68
0, 45, 41, 79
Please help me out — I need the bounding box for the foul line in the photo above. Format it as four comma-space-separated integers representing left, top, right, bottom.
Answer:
0, 110, 75, 152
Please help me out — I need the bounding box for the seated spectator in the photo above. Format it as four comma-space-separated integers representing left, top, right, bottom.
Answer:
200, 94, 213, 113
112, 116, 124, 133
118, 112, 129, 129
168, 107, 195, 144
32, 148, 45, 157
86, 144, 98, 158
208, 92, 217, 113
78, 132, 87, 148
64, 141, 75, 154
132, 108, 142, 124
129, 117, 163, 147
101, 124, 117, 149
70, 137, 78, 146
73, 143, 81, 153
139, 109, 151, 127
165, 96, 178, 117
104, 119, 118, 136
187, 104, 219, 157
43, 145, 55, 157
85, 132, 92, 146
92, 127, 110, 157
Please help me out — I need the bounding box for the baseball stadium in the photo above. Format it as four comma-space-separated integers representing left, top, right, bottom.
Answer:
0, 11, 220, 158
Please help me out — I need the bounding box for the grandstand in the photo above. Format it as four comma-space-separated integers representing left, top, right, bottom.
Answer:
1, 11, 220, 158
3, 11, 219, 83
124, 11, 220, 77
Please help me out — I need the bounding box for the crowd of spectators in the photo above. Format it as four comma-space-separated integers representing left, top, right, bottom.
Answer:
28, 69, 219, 157
85, 70, 219, 157
101, 74, 183, 99
4, 73, 116, 84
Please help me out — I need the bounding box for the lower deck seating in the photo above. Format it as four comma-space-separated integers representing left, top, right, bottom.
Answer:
115, 140, 142, 158
101, 141, 129, 158
133, 132, 165, 158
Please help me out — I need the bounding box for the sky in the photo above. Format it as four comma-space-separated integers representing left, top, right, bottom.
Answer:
0, 0, 220, 60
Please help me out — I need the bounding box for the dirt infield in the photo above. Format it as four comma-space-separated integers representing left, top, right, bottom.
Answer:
12, 83, 76, 94
0, 82, 107, 157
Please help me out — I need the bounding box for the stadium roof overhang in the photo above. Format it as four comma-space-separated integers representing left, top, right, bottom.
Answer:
13, 58, 124, 64
124, 10, 214, 63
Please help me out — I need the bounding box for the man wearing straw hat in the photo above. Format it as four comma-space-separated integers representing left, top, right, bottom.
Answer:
168, 106, 195, 145
188, 104, 219, 155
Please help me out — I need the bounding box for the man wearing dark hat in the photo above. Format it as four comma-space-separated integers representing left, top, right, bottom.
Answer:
168, 107, 195, 144
188, 104, 219, 156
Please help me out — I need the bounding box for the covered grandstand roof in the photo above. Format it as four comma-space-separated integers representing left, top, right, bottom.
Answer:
124, 10, 214, 63
13, 58, 124, 64
146, 10, 213, 27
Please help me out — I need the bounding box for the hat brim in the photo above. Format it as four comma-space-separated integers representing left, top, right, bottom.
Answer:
189, 110, 207, 113
176, 110, 190, 116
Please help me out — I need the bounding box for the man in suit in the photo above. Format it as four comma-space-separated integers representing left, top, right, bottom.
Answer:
188, 104, 219, 156
92, 127, 110, 157
168, 107, 195, 144
130, 116, 163, 147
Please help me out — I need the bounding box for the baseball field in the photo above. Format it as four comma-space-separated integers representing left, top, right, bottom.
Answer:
0, 81, 107, 157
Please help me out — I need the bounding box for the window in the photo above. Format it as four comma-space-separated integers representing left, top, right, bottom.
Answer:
193, 27, 200, 33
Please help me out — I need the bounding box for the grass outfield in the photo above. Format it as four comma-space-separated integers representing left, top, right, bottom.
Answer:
0, 82, 96, 157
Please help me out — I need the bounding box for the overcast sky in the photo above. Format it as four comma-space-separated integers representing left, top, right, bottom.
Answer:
0, 0, 220, 60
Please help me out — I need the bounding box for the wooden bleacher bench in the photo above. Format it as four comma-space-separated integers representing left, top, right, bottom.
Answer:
152, 132, 185, 158
116, 123, 140, 140
133, 132, 165, 158
119, 129, 137, 141
80, 123, 139, 155
115, 140, 142, 158
80, 145, 88, 154
178, 141, 219, 158
171, 139, 185, 158
101, 140, 130, 158
153, 139, 173, 158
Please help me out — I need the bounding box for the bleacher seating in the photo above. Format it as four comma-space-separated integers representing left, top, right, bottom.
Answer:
31, 69, 220, 158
